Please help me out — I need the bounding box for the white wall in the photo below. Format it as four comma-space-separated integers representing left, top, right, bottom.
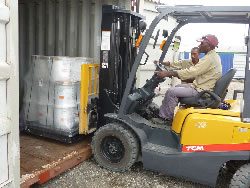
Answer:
0, 0, 19, 187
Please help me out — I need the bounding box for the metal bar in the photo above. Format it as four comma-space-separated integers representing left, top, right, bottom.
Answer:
233, 90, 244, 100
94, 65, 99, 95
79, 64, 90, 134
88, 66, 92, 94
157, 6, 250, 13
79, 63, 99, 134
159, 22, 186, 63
19, 2, 26, 108
242, 24, 250, 122
118, 11, 170, 115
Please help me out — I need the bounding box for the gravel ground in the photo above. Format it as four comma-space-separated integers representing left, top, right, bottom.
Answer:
39, 80, 244, 188
40, 158, 211, 188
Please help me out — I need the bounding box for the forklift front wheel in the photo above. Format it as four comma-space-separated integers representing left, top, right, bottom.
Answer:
92, 123, 139, 172
229, 163, 250, 188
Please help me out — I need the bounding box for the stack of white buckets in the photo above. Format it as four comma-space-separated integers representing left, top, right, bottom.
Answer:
23, 55, 93, 137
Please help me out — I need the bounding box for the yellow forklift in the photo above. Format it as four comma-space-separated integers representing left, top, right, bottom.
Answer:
92, 6, 250, 187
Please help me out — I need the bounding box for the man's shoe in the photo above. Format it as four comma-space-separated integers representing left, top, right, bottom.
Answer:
151, 117, 171, 126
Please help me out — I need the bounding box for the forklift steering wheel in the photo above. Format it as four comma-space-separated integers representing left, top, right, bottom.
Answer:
155, 62, 168, 72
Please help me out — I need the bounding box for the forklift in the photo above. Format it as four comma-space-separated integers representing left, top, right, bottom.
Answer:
93, 6, 250, 188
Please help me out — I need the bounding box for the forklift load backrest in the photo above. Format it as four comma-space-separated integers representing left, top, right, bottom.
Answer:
179, 69, 236, 108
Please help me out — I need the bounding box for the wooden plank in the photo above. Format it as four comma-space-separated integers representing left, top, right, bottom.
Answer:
38, 147, 91, 184
20, 176, 39, 188
20, 134, 92, 187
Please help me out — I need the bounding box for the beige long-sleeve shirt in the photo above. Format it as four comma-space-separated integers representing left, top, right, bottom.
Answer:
176, 50, 222, 92
170, 59, 195, 69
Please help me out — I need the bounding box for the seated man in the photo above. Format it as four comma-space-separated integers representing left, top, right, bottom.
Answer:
153, 34, 222, 124
157, 46, 200, 70
155, 47, 200, 83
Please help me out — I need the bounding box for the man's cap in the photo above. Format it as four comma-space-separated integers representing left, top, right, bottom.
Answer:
197, 34, 219, 47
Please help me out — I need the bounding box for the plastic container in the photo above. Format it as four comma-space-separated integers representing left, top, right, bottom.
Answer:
54, 106, 79, 131
54, 81, 79, 107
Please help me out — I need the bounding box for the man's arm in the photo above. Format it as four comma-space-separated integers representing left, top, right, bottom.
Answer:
155, 70, 179, 79
154, 60, 192, 70
182, 78, 195, 83
155, 70, 195, 83
176, 57, 211, 80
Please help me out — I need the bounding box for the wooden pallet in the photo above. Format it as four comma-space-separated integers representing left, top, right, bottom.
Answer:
20, 134, 92, 188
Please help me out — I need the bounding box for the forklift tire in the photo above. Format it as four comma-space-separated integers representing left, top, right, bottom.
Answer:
229, 163, 250, 188
92, 123, 139, 172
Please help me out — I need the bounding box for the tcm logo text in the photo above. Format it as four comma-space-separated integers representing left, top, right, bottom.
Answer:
184, 146, 205, 152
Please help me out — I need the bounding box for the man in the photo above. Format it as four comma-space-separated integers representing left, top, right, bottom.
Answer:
155, 47, 200, 83
154, 34, 222, 124
157, 47, 200, 70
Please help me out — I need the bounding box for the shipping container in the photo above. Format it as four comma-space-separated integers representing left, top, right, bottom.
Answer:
1, 0, 134, 187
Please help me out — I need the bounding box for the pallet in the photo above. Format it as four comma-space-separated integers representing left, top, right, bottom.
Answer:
20, 134, 92, 188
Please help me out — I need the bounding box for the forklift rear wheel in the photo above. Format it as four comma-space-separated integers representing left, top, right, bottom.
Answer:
229, 163, 250, 188
92, 123, 139, 172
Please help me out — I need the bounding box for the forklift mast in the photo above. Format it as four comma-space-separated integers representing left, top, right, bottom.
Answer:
98, 5, 144, 126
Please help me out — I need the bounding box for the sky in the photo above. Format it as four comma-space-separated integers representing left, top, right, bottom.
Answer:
157, 0, 250, 52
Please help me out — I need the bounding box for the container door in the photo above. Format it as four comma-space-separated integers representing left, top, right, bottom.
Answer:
243, 24, 250, 122
233, 53, 246, 79
0, 0, 19, 187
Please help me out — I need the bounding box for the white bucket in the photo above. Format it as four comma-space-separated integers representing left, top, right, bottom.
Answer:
50, 56, 94, 82
54, 82, 79, 107
53, 107, 79, 131
51, 57, 71, 82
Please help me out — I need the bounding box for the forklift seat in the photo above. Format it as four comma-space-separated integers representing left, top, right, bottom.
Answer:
179, 69, 237, 108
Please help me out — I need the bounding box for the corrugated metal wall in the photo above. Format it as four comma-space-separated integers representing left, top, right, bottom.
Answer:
19, 0, 92, 62
19, 0, 131, 65
19, 0, 132, 107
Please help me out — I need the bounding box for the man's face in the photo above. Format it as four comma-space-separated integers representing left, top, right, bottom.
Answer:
198, 40, 210, 53
191, 49, 199, 63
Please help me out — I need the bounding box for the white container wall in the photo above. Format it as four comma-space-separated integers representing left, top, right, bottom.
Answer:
0, 0, 19, 187
234, 53, 246, 79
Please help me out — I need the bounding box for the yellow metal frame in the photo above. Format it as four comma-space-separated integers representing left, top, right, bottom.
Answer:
172, 100, 250, 145
172, 100, 241, 134
79, 63, 99, 134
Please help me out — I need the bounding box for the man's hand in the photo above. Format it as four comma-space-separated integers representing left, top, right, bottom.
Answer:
153, 60, 170, 66
155, 70, 178, 78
